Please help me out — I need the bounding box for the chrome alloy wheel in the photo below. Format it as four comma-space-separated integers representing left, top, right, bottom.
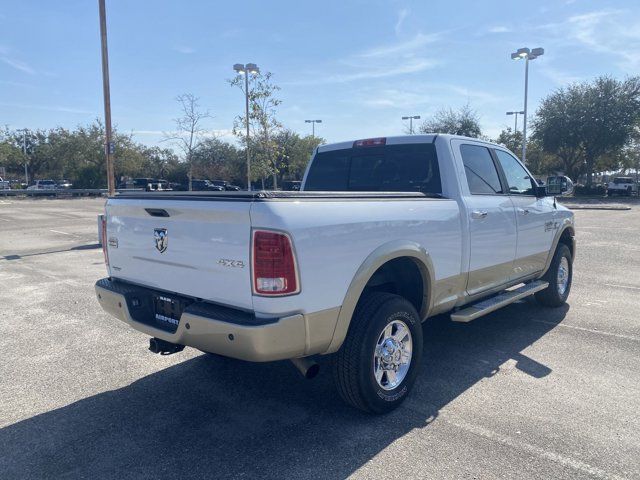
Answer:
557, 256, 570, 296
373, 320, 413, 391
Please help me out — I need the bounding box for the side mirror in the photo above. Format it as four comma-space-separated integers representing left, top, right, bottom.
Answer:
545, 176, 574, 197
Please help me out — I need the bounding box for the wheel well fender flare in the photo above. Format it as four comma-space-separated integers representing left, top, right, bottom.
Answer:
324, 240, 435, 354
541, 222, 575, 277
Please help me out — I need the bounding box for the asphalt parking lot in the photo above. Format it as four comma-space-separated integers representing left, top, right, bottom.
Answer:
1, 197, 639, 480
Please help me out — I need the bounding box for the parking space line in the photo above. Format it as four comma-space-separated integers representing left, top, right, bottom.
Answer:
604, 283, 640, 291
50, 229, 78, 237
532, 320, 640, 341
443, 417, 627, 480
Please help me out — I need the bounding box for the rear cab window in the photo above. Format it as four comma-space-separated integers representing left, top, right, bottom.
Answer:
304, 143, 441, 194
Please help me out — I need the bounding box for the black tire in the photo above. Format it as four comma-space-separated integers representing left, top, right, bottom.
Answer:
535, 244, 572, 307
332, 293, 423, 414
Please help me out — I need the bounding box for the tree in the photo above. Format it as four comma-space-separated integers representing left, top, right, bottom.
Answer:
418, 104, 482, 138
533, 76, 640, 184
164, 93, 211, 190
191, 138, 244, 184
229, 71, 282, 189
272, 129, 324, 184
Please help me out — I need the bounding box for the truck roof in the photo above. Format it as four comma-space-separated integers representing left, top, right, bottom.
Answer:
316, 134, 501, 153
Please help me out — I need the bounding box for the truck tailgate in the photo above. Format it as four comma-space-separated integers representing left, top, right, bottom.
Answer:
105, 198, 253, 310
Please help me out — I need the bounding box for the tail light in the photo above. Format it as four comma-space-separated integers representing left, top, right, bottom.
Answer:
353, 137, 386, 148
101, 215, 109, 267
252, 230, 299, 295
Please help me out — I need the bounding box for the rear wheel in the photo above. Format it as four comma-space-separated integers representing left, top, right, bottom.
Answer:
535, 244, 572, 307
332, 293, 423, 414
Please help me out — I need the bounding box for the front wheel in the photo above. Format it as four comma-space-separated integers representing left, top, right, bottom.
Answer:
332, 293, 423, 414
535, 244, 573, 307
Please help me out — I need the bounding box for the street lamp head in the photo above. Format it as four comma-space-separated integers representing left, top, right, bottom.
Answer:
413, 115, 421, 120
402, 116, 410, 120
233, 63, 245, 74
246, 63, 259, 74
506, 111, 515, 115
531, 47, 544, 57
316, 119, 322, 123
305, 120, 312, 123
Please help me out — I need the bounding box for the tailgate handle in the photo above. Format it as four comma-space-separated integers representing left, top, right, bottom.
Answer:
145, 208, 170, 217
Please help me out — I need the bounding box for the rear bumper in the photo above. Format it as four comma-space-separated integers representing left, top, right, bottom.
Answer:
95, 278, 338, 362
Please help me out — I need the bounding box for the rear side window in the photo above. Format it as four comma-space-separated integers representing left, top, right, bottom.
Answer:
460, 145, 503, 195
304, 143, 441, 194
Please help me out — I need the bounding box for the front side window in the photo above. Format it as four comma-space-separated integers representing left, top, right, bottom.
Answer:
460, 144, 502, 195
494, 150, 535, 195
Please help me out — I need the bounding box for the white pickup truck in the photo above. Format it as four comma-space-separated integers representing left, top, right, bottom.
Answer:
96, 134, 575, 413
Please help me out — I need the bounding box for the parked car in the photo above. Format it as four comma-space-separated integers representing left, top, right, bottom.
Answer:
209, 180, 241, 191
27, 179, 57, 190
607, 177, 638, 196
96, 134, 575, 414
57, 179, 73, 189
282, 180, 302, 191
191, 179, 224, 191
0, 177, 10, 190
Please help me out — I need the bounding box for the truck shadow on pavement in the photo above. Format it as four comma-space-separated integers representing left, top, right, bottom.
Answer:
0, 302, 568, 479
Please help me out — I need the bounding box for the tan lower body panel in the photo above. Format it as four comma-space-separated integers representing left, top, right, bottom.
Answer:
95, 283, 340, 362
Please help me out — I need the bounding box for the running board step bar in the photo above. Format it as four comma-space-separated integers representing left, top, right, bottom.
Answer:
451, 281, 549, 323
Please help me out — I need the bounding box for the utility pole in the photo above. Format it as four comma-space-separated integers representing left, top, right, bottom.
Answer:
22, 129, 28, 185
511, 47, 544, 164
305, 119, 322, 139
233, 63, 259, 191
506, 110, 524, 132
402, 115, 421, 135
98, 0, 116, 196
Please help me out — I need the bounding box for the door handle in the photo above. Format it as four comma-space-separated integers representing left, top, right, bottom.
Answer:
471, 210, 488, 219
518, 208, 530, 215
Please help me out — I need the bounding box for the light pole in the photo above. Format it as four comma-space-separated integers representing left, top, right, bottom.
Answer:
511, 47, 544, 164
22, 128, 28, 185
233, 62, 259, 191
304, 119, 322, 138
98, 0, 116, 196
506, 110, 525, 132
402, 115, 421, 134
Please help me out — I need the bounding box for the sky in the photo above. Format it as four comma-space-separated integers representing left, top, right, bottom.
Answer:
1, 0, 639, 147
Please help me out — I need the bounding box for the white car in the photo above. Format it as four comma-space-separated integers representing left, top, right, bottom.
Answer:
27, 179, 57, 190
96, 134, 575, 413
608, 177, 638, 196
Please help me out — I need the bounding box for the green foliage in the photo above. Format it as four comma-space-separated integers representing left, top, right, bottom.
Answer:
418, 104, 482, 138
533, 76, 640, 184
229, 71, 283, 185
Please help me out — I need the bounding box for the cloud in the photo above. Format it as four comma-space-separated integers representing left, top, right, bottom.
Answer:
0, 46, 35, 74
356, 83, 500, 110
132, 129, 234, 138
288, 32, 442, 85
0, 102, 92, 114
173, 46, 195, 54
488, 26, 511, 33
327, 58, 439, 83
357, 32, 441, 59
395, 9, 409, 36
541, 9, 640, 73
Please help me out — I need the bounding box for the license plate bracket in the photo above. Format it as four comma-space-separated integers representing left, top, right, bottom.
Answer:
153, 294, 186, 329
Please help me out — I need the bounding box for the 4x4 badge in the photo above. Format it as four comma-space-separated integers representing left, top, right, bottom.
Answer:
154, 228, 168, 253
